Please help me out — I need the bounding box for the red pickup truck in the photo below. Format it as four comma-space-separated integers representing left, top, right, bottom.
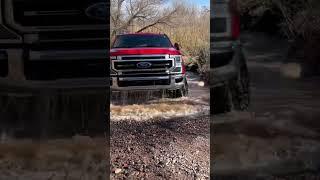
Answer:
110, 33, 188, 98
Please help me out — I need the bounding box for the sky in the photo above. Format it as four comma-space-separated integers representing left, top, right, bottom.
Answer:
193, 0, 210, 8
165, 0, 209, 8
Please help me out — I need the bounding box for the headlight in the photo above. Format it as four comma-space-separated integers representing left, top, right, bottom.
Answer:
170, 55, 183, 73
174, 56, 182, 66
110, 60, 117, 75
170, 55, 182, 67
110, 56, 117, 75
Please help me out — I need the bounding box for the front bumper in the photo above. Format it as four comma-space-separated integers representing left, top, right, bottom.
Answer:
111, 74, 186, 92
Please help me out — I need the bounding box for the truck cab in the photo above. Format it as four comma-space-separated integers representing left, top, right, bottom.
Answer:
110, 33, 188, 98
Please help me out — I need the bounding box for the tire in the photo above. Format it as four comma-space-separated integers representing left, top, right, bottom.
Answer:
167, 79, 188, 98
229, 52, 250, 111
181, 80, 189, 96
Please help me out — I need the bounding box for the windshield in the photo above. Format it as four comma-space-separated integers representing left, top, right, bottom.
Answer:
112, 34, 173, 48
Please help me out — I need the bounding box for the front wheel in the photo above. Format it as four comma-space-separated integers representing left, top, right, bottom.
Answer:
167, 81, 188, 98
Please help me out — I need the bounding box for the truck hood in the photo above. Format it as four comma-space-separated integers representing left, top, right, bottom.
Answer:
110, 48, 181, 56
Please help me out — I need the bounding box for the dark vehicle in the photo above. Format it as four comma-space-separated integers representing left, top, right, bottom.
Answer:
211, 0, 250, 114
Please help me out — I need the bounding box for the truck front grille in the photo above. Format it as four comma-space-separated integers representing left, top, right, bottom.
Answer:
12, 0, 106, 27
113, 60, 173, 71
112, 55, 174, 87
119, 72, 169, 77
118, 79, 171, 87
30, 30, 108, 50
25, 59, 107, 80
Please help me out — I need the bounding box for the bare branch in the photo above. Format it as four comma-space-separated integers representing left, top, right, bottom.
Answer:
135, 4, 182, 32
111, 0, 181, 37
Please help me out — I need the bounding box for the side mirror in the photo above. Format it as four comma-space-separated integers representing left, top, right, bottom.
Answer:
174, 43, 180, 50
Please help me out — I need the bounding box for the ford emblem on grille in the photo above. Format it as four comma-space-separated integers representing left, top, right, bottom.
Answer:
136, 62, 152, 69
85, 2, 107, 21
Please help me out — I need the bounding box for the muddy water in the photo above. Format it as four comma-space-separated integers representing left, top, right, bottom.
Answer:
110, 71, 210, 121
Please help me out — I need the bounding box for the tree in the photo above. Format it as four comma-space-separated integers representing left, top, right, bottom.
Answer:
110, 0, 182, 38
